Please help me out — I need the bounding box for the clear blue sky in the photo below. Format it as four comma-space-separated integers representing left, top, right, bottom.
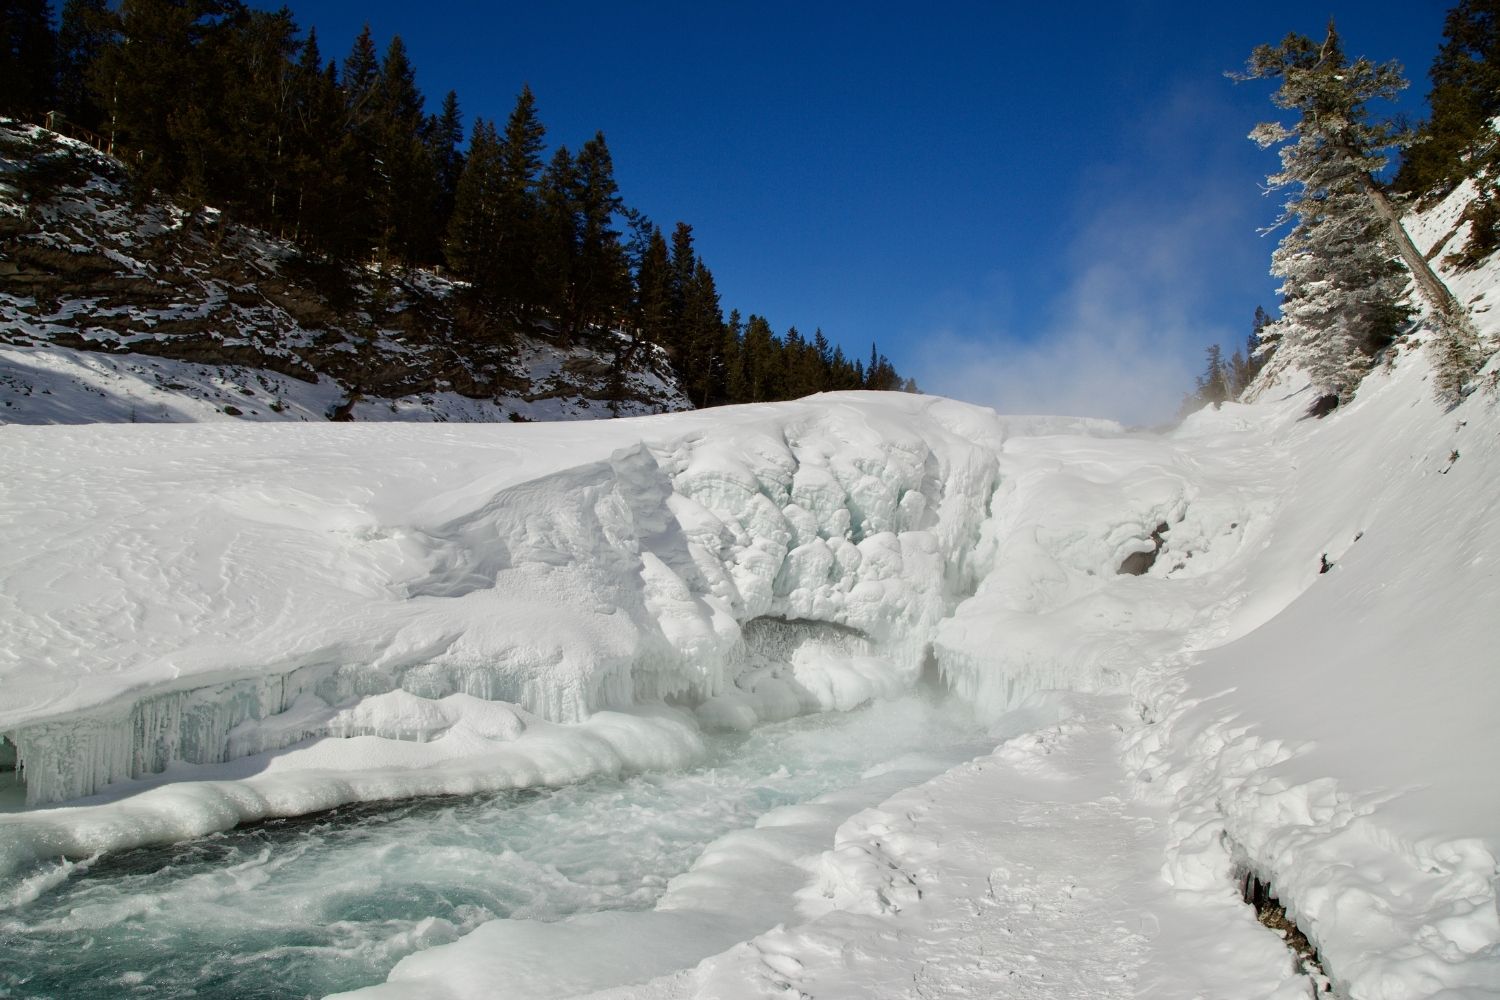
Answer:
292, 1, 1449, 424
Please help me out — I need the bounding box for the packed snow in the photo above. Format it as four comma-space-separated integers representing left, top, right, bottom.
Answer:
3, 187, 1500, 997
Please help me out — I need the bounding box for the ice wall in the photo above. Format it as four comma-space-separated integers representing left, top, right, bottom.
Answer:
0, 396, 1003, 806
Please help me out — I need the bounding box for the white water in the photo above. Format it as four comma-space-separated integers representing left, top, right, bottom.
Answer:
0, 694, 987, 1000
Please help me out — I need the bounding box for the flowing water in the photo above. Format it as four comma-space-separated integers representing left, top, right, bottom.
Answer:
0, 694, 988, 1000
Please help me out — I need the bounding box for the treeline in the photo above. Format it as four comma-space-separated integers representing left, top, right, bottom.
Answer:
0, 0, 913, 407
1185, 0, 1498, 417
1180, 308, 1270, 414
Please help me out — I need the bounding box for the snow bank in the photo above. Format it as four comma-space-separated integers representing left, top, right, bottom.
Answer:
0, 395, 1002, 846
1128, 354, 1500, 997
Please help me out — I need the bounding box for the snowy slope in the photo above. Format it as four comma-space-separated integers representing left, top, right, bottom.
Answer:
0, 121, 690, 424
3, 181, 1500, 998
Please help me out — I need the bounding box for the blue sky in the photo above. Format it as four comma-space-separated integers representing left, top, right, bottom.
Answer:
293, 1, 1449, 423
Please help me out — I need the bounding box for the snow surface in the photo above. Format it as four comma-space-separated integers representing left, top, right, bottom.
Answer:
4, 210, 1500, 997
0, 394, 1016, 815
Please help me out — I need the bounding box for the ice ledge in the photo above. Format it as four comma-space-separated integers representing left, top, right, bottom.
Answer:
2, 399, 1003, 807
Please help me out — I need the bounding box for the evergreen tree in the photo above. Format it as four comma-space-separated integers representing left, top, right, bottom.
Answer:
218, 7, 299, 228
1242, 22, 1413, 405
864, 342, 900, 390
633, 224, 670, 343
570, 131, 628, 339
91, 0, 249, 202
1395, 0, 1500, 196
340, 23, 378, 121
55, 0, 112, 131
1196, 344, 1231, 406
494, 86, 547, 316
428, 89, 464, 244
1228, 305, 1273, 394
1, 0, 57, 120
722, 308, 748, 403
285, 28, 346, 250
372, 34, 437, 266
681, 261, 724, 405
742, 314, 778, 400
445, 117, 502, 286
536, 144, 579, 336
666, 220, 697, 362
331, 23, 381, 254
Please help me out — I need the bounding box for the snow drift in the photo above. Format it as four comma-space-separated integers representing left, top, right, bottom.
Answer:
0, 394, 1014, 823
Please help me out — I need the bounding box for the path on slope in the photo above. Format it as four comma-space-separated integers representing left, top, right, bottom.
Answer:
648, 696, 1309, 1000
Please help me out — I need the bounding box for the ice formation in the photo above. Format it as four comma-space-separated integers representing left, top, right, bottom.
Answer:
0, 395, 1009, 817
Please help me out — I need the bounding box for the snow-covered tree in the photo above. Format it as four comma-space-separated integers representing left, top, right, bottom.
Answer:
1242, 23, 1413, 405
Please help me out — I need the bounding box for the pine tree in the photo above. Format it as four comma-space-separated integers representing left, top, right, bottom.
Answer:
742, 314, 778, 400
428, 90, 464, 243
1230, 305, 1273, 394
445, 118, 502, 287
665, 221, 697, 363
340, 24, 378, 122
633, 224, 670, 343
681, 261, 724, 405
285, 28, 345, 251
54, 0, 111, 130
1394, 0, 1500, 197
218, 8, 300, 229
1241, 22, 1413, 405
722, 308, 748, 403
330, 24, 381, 255
90, 0, 249, 202
494, 85, 547, 317
536, 145, 579, 337
368, 34, 436, 267
570, 131, 628, 340
1196, 344, 1231, 407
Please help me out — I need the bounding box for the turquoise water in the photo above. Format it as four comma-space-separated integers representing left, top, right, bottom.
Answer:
0, 695, 984, 1000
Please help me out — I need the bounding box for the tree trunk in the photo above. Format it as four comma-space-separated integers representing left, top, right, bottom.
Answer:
1357, 171, 1483, 347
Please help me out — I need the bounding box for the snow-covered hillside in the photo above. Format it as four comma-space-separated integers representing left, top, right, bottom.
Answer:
2, 167, 1499, 999
0, 121, 689, 423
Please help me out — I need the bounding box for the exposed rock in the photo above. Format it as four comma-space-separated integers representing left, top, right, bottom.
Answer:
0, 119, 689, 423
1117, 521, 1170, 576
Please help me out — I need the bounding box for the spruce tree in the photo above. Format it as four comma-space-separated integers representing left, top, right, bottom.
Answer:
90, 0, 248, 202
537, 145, 580, 338
681, 261, 724, 405
371, 34, 437, 267
1394, 0, 1500, 197
332, 24, 381, 255
285, 29, 346, 251
1196, 344, 1231, 407
633, 224, 670, 344
56, 0, 111, 131
742, 314, 778, 400
428, 89, 465, 242
445, 118, 502, 287
496, 86, 548, 316
571, 131, 628, 340
722, 308, 748, 403
1242, 23, 1413, 405
666, 221, 697, 362
218, 8, 299, 229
